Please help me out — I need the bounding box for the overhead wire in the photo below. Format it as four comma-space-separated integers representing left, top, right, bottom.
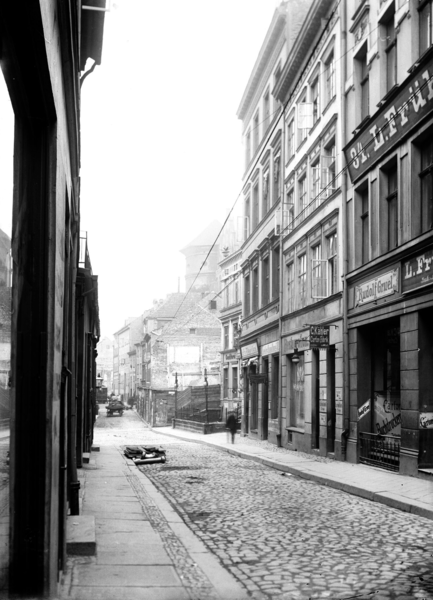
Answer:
173, 0, 419, 314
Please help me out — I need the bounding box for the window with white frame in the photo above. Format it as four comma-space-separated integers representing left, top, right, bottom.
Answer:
287, 188, 294, 232
253, 110, 260, 153
311, 157, 321, 209
245, 130, 251, 167
273, 149, 281, 204
384, 10, 397, 93
420, 0, 433, 54
287, 117, 295, 160
298, 175, 307, 216
262, 166, 270, 217
311, 75, 320, 125
322, 140, 336, 196
298, 253, 307, 308
287, 262, 295, 313
298, 90, 310, 145
324, 50, 336, 106
327, 232, 338, 295
311, 243, 327, 299
263, 88, 271, 131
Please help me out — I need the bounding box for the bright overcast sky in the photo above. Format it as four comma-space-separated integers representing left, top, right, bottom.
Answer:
0, 0, 279, 338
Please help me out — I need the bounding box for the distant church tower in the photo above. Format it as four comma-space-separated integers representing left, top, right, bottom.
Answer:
180, 220, 221, 293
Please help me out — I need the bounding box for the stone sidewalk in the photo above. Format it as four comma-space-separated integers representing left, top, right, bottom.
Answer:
60, 444, 248, 600
152, 426, 433, 521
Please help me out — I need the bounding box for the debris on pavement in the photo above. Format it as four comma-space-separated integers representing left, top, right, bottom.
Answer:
124, 445, 167, 465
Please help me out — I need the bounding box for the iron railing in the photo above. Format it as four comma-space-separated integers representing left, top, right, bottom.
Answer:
359, 432, 400, 472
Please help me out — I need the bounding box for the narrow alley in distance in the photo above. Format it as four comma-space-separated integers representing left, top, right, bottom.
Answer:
92, 407, 433, 600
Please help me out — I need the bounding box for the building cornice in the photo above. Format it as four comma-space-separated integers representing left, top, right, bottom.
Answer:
236, 4, 288, 120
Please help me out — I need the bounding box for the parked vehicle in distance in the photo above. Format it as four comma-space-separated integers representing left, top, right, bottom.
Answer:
106, 396, 125, 417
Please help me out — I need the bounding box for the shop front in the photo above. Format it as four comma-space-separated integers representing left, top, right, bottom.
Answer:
281, 324, 343, 457
240, 341, 259, 436
347, 250, 433, 476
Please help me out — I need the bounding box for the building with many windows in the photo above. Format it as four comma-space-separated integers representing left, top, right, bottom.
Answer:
237, 1, 294, 442
343, 0, 433, 476
274, 0, 345, 458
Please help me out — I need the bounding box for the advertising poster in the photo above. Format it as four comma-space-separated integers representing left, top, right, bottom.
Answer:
374, 392, 401, 437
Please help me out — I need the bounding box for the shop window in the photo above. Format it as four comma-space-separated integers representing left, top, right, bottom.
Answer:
290, 353, 305, 428
420, 137, 433, 233
419, 0, 433, 55
298, 253, 307, 308
271, 355, 279, 420
223, 368, 229, 399
232, 367, 238, 398
261, 256, 270, 306
286, 262, 295, 313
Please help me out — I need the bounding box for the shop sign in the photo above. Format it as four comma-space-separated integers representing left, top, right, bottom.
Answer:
374, 393, 401, 437
355, 269, 399, 306
261, 340, 280, 356
283, 334, 310, 353
240, 342, 259, 359
358, 399, 370, 420
402, 247, 433, 294
344, 56, 433, 182
420, 413, 433, 429
224, 351, 240, 361
310, 325, 329, 348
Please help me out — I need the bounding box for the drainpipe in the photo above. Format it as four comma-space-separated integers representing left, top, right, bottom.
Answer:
277, 104, 285, 448
340, 0, 350, 460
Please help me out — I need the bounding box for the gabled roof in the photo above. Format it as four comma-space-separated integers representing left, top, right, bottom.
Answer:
145, 293, 186, 319
181, 221, 222, 253
158, 292, 220, 336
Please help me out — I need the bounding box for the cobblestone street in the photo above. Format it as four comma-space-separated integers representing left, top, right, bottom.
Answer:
96, 410, 433, 600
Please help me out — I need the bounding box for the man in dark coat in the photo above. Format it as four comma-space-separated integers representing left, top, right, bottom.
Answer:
226, 412, 237, 444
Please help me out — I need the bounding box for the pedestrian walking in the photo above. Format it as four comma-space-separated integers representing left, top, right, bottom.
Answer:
226, 412, 237, 444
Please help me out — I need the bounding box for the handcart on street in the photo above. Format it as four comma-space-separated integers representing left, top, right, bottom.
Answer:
106, 397, 125, 417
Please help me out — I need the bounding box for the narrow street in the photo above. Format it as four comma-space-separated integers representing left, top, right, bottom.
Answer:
95, 408, 433, 600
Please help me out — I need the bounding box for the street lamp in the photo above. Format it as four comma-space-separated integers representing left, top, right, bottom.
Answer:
292, 348, 300, 364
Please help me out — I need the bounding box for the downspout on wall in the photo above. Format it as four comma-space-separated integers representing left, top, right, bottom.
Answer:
340, 0, 350, 460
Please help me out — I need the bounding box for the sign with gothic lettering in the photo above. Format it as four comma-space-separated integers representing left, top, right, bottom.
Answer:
355, 269, 399, 306
344, 56, 433, 182
402, 246, 433, 294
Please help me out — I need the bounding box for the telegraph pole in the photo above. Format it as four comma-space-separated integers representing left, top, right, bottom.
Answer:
174, 372, 178, 421
204, 368, 209, 424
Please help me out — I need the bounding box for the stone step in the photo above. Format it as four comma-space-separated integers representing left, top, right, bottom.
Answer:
66, 515, 96, 556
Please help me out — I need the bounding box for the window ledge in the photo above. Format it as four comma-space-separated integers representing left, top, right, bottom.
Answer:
286, 426, 305, 434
